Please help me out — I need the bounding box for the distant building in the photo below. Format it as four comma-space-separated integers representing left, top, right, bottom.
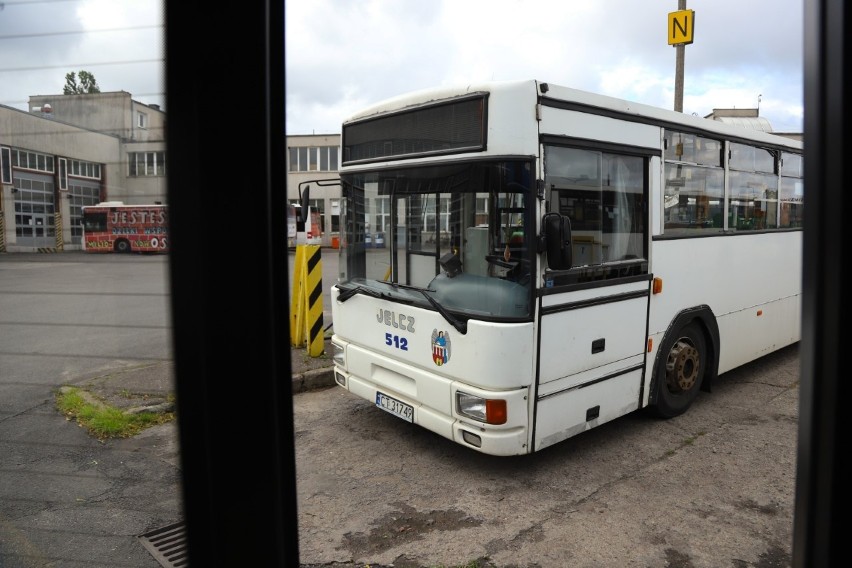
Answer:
0, 91, 165, 252
705, 108, 802, 142
286, 134, 341, 248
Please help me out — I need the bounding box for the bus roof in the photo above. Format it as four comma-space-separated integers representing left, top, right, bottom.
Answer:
82, 202, 166, 209
342, 79, 802, 152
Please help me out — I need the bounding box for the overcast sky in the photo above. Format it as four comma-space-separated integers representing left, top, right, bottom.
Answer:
0, 0, 164, 112
0, 1, 803, 136
286, 0, 804, 135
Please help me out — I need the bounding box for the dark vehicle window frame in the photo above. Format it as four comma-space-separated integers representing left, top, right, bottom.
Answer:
793, 0, 850, 566
165, 1, 297, 565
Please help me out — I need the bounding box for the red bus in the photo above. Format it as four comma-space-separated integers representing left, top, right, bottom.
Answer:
81, 202, 169, 253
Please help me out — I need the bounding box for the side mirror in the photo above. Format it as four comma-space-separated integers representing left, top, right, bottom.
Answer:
542, 212, 572, 270
299, 185, 310, 223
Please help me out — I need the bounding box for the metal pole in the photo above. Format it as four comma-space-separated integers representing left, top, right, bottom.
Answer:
674, 0, 686, 112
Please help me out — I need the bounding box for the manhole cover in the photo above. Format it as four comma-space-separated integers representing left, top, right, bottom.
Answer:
138, 521, 188, 567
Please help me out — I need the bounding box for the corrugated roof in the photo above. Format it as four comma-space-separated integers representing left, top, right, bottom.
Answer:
712, 116, 774, 132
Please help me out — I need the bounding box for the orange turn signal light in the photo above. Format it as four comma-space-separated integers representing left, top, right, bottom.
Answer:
652, 277, 663, 294
485, 399, 508, 425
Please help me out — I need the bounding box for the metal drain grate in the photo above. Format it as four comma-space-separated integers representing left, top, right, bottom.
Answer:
138, 521, 188, 567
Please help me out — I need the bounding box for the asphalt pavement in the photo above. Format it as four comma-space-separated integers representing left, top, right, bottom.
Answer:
66, 247, 336, 465
57, 317, 801, 568
75, 338, 336, 414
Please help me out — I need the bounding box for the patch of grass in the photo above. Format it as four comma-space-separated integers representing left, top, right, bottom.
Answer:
55, 387, 174, 440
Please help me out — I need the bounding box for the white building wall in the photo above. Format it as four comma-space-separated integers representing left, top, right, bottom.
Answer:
1, 104, 124, 252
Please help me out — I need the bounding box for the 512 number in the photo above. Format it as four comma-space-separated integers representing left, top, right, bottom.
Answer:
385, 333, 408, 351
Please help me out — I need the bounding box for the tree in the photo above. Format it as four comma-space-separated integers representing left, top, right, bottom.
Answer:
63, 71, 101, 95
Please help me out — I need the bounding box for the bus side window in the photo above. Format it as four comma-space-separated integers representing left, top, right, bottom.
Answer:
84, 212, 107, 232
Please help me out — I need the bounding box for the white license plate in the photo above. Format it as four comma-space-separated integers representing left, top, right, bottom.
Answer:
375, 391, 414, 423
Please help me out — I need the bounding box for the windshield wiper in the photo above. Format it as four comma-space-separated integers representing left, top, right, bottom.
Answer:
337, 285, 388, 303
419, 290, 467, 334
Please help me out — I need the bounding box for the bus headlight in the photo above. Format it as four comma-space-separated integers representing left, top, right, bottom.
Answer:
456, 391, 507, 425
332, 342, 345, 368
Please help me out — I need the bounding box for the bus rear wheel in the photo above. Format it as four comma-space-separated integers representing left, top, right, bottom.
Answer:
115, 239, 130, 253
650, 321, 706, 418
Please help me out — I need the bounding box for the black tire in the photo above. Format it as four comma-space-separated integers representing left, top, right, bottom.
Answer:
115, 239, 130, 253
649, 321, 706, 418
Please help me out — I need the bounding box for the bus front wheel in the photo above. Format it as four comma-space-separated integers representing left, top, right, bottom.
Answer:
650, 321, 706, 418
115, 240, 130, 253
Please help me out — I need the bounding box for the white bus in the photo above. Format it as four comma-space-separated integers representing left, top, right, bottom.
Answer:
329, 79, 803, 456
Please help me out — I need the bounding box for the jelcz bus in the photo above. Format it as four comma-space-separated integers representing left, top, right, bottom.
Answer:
329, 80, 803, 456
81, 202, 169, 253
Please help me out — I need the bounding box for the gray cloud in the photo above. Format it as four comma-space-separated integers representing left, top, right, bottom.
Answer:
0, 0, 164, 111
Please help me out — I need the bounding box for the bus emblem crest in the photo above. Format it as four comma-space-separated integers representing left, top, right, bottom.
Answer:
431, 329, 451, 366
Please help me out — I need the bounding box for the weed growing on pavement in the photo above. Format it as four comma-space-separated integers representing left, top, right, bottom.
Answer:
55, 387, 174, 440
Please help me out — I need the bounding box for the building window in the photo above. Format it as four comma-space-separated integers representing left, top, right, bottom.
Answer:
67, 184, 102, 243
138, 112, 148, 129
287, 145, 340, 172
12, 177, 56, 245
58, 158, 68, 190
67, 159, 102, 180
298, 147, 308, 171
310, 199, 325, 233
1, 147, 11, 184
128, 151, 166, 177
11, 149, 55, 174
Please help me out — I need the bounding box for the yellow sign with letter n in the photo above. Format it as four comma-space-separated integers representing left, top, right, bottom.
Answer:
668, 9, 695, 46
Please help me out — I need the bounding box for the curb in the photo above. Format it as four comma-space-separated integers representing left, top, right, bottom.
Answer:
58, 385, 175, 415
291, 367, 336, 393
126, 401, 175, 415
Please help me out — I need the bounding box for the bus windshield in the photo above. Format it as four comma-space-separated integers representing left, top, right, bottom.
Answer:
338, 160, 534, 320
